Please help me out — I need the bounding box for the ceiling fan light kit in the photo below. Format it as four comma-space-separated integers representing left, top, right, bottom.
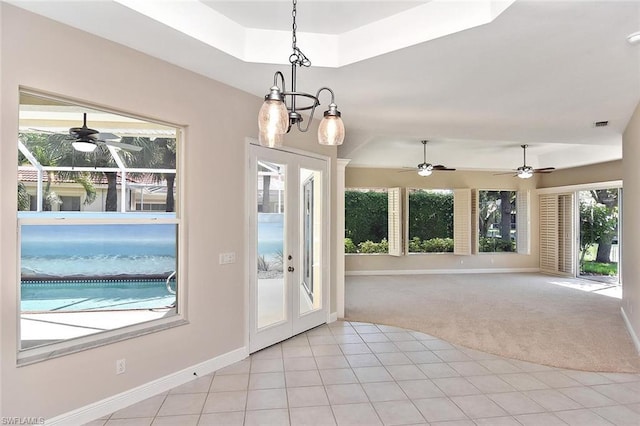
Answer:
72, 138, 98, 153
517, 167, 534, 179
66, 113, 142, 153
257, 0, 345, 148
513, 144, 555, 178
413, 140, 455, 176
418, 164, 433, 177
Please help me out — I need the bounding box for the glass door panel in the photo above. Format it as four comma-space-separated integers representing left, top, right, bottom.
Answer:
300, 168, 322, 316
257, 160, 286, 329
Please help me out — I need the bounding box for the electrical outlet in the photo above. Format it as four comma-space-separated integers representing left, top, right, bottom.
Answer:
116, 359, 126, 375
219, 252, 236, 264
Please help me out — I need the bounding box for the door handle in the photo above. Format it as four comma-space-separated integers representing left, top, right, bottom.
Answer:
288, 266, 295, 272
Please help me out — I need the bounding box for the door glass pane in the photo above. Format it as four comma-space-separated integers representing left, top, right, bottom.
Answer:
578, 189, 619, 284
257, 160, 286, 328
300, 168, 322, 315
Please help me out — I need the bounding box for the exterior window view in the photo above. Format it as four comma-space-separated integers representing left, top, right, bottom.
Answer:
478, 190, 517, 252
17, 91, 180, 351
344, 188, 388, 253
407, 189, 454, 253
579, 188, 620, 282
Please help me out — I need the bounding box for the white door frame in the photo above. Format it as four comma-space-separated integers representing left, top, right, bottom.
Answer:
244, 139, 332, 353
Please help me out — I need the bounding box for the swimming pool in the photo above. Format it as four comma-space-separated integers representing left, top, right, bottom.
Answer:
21, 279, 176, 312
19, 220, 178, 312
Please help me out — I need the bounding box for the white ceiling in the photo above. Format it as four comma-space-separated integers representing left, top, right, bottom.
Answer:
8, 0, 640, 172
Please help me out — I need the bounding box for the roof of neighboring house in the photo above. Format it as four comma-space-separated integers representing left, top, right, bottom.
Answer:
17, 169, 167, 186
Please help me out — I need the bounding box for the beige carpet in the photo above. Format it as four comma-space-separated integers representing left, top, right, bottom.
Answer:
345, 273, 640, 373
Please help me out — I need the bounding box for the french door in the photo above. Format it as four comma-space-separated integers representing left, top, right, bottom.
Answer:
248, 144, 329, 353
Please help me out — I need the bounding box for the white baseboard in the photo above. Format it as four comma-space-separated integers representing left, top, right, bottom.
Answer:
46, 346, 249, 426
328, 312, 338, 323
621, 307, 640, 355
345, 268, 540, 276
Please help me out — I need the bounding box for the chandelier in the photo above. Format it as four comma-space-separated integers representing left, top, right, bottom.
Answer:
258, 0, 345, 148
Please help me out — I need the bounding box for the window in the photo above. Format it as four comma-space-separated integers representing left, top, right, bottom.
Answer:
407, 189, 454, 253
477, 190, 518, 252
345, 188, 389, 254
17, 90, 182, 362
60, 195, 81, 211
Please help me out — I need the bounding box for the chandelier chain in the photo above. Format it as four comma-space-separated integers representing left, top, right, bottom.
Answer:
289, 0, 311, 68
292, 0, 297, 50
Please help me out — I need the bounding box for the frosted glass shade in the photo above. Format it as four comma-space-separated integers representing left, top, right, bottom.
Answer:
418, 168, 432, 177
258, 99, 288, 140
517, 169, 533, 179
317, 115, 345, 146
258, 128, 284, 148
72, 140, 98, 152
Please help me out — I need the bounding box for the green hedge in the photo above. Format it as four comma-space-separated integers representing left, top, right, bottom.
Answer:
479, 237, 515, 252
344, 238, 389, 254
345, 237, 454, 254
345, 190, 388, 245
408, 237, 454, 253
408, 191, 453, 241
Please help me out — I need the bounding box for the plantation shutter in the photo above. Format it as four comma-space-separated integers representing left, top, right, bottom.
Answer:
557, 193, 575, 275
516, 190, 530, 254
453, 189, 471, 255
470, 189, 478, 254
387, 187, 402, 256
539, 194, 559, 273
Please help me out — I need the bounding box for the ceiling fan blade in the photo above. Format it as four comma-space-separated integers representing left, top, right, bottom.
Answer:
432, 165, 456, 171
493, 171, 517, 176
534, 167, 555, 172
103, 140, 143, 152
97, 132, 120, 140
26, 127, 58, 134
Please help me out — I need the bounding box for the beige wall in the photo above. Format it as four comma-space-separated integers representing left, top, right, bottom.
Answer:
0, 5, 336, 418
345, 167, 539, 273
622, 102, 640, 347
538, 159, 622, 188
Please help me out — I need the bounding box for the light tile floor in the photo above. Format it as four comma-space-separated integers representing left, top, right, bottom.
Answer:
88, 321, 640, 425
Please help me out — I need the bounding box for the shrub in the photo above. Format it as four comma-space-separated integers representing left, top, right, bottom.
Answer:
479, 237, 515, 252
344, 238, 357, 254
422, 237, 454, 252
357, 239, 389, 254
408, 237, 424, 252
408, 237, 454, 253
345, 190, 388, 245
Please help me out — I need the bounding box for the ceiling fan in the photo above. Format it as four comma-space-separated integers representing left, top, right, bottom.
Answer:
504, 144, 555, 179
67, 113, 142, 153
403, 140, 456, 176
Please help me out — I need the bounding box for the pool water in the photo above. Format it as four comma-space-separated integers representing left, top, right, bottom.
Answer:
21, 279, 176, 312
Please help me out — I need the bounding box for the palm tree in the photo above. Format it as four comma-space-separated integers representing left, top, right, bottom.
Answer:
19, 133, 97, 210
17, 181, 30, 211
124, 137, 176, 212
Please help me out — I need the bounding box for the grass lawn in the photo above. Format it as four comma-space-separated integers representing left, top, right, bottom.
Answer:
581, 261, 618, 276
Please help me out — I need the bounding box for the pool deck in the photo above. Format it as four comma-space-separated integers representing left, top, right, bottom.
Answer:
21, 308, 174, 349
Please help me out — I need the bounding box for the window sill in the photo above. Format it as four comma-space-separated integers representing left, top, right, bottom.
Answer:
18, 316, 188, 367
